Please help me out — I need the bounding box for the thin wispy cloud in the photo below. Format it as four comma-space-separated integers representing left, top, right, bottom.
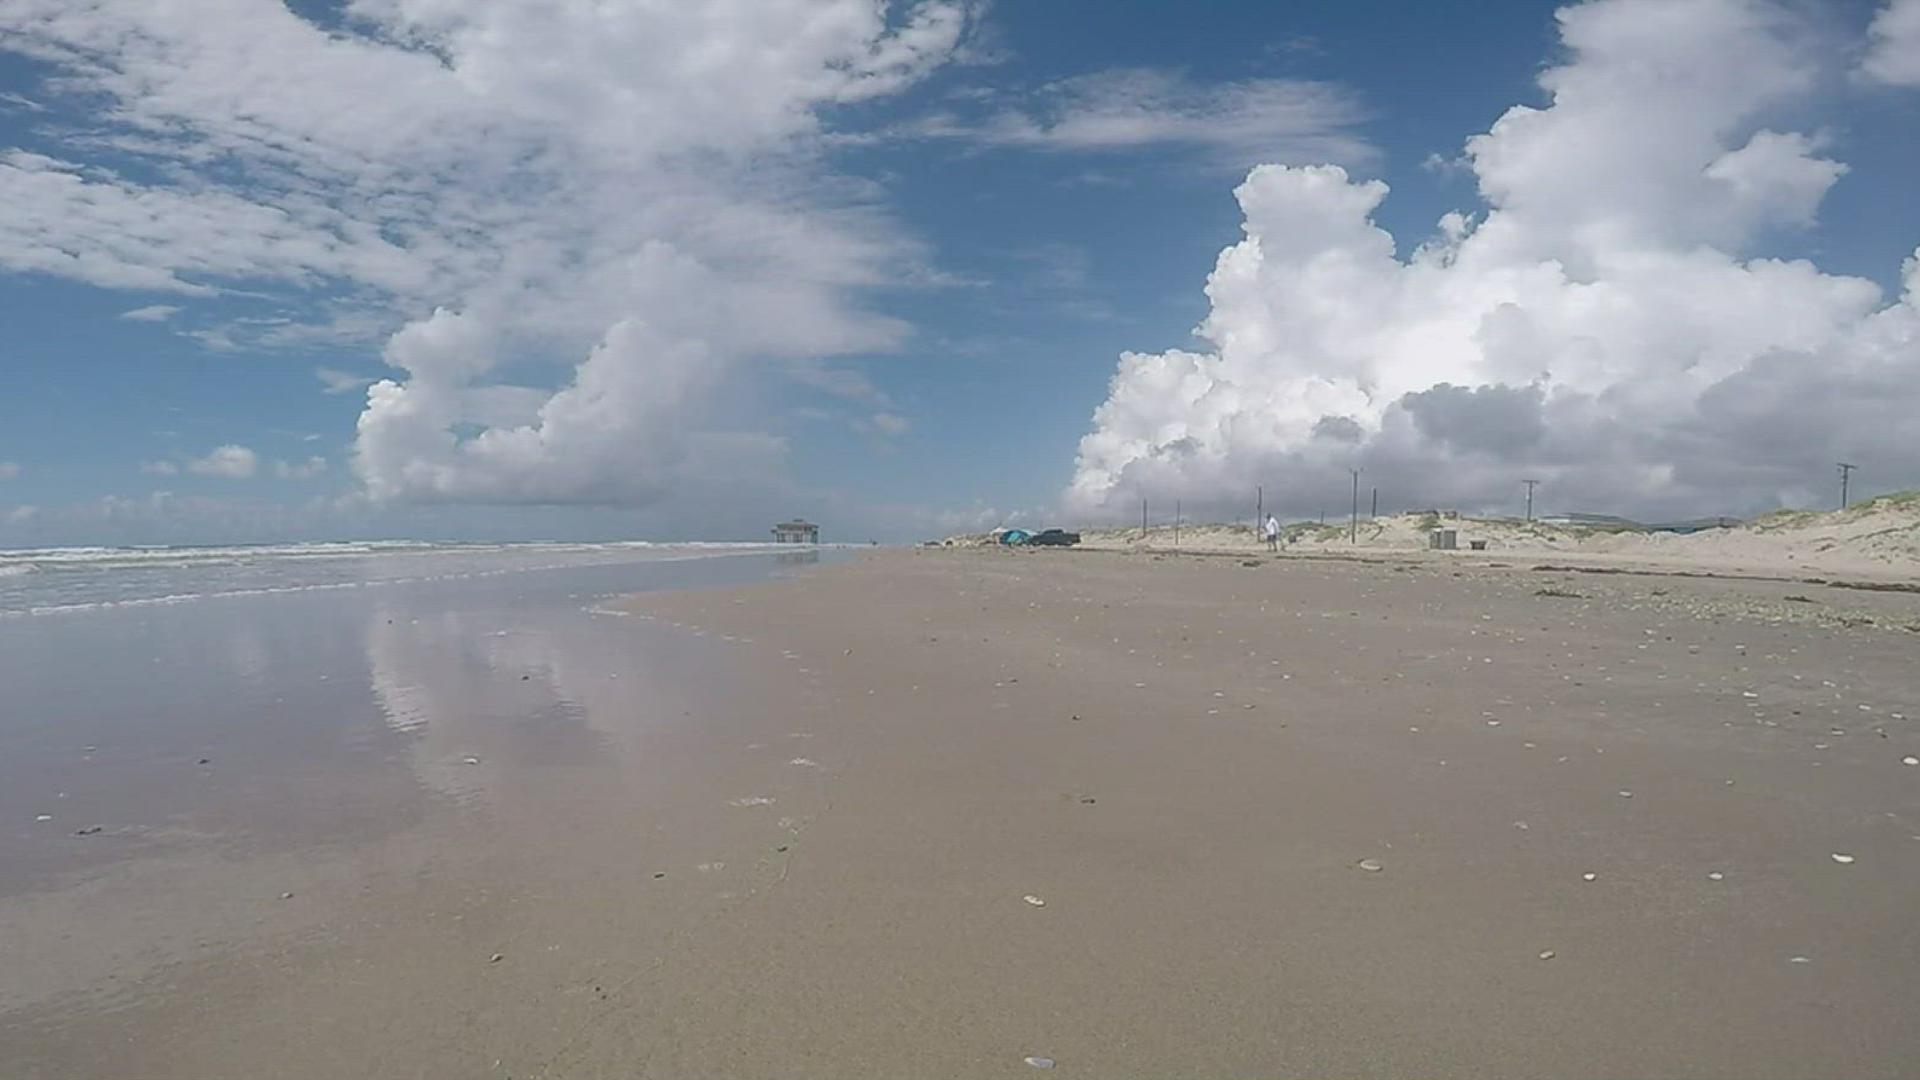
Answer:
900, 68, 1373, 166
787, 360, 894, 407
118, 304, 180, 322
315, 367, 375, 396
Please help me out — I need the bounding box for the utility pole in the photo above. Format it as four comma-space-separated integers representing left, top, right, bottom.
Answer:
1370, 486, 1378, 520
1349, 467, 1362, 543
1256, 485, 1263, 539
1175, 499, 1182, 549
1141, 497, 1148, 540
1523, 478, 1539, 522
1838, 462, 1856, 509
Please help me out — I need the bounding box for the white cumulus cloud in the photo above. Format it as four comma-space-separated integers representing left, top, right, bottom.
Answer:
186, 445, 258, 480
275, 456, 328, 480
1068, 0, 1920, 522
1862, 0, 1920, 86
0, 0, 981, 509
118, 304, 181, 322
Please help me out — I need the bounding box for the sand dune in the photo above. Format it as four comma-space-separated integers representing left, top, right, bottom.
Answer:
950, 492, 1920, 583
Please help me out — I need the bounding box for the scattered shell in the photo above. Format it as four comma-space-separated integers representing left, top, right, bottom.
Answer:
1789, 956, 1811, 964
1513, 821, 1529, 830
461, 756, 481, 765
1356, 858, 1384, 873
1023, 894, 1047, 907
1903, 756, 1918, 767
1538, 950, 1557, 960
34, 814, 51, 822
1707, 871, 1724, 881
1581, 872, 1597, 882
281, 891, 294, 900
1618, 790, 1633, 799
489, 953, 504, 964
1831, 853, 1856, 864
1023, 1057, 1056, 1070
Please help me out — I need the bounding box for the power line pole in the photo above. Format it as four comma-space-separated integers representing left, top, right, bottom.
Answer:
1370, 486, 1378, 520
1349, 467, 1361, 543
1837, 462, 1856, 509
1256, 485, 1263, 540
1523, 478, 1539, 521
1141, 497, 1148, 540
1175, 499, 1181, 549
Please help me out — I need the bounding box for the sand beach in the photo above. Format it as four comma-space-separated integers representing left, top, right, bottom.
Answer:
5, 544, 1918, 1078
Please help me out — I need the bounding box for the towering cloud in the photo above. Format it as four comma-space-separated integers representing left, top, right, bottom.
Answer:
1068, 0, 1920, 521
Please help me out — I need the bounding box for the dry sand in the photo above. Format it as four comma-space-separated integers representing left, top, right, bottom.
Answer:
8, 548, 1920, 1078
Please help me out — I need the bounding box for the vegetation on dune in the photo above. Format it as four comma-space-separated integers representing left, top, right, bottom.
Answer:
936, 492, 1920, 568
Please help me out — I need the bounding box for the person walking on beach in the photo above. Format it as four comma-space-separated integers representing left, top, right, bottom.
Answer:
1263, 514, 1282, 552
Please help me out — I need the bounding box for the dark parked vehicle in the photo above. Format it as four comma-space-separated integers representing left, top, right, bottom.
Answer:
1027, 528, 1080, 547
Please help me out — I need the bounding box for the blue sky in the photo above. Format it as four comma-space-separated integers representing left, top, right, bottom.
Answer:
1, 0, 1917, 544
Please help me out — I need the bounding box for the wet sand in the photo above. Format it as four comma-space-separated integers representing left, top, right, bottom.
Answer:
6, 548, 1920, 1078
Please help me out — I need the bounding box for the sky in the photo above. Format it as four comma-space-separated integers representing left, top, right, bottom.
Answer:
0, 0, 1916, 545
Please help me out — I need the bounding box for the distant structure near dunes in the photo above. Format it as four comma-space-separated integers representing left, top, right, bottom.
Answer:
771, 519, 820, 544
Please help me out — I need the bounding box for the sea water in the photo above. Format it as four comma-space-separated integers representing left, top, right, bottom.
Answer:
0, 540, 808, 617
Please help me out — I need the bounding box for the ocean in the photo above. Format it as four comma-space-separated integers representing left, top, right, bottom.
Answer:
0, 540, 815, 617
